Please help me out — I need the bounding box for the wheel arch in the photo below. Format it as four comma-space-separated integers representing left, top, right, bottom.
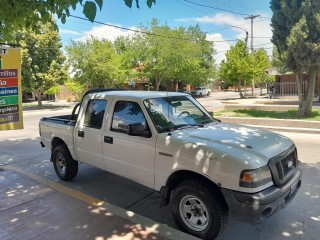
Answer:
159, 170, 228, 209
50, 137, 71, 162
51, 137, 66, 150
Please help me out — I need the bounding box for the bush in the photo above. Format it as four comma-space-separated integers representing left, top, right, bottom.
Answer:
220, 82, 230, 91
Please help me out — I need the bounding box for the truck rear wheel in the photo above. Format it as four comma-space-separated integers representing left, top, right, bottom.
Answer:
52, 145, 78, 181
171, 179, 228, 240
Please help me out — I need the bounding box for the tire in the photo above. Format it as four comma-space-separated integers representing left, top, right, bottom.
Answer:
52, 145, 78, 181
171, 179, 228, 240
207, 92, 210, 97
199, 92, 203, 97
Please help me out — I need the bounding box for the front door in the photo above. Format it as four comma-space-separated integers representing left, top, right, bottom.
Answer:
102, 100, 155, 186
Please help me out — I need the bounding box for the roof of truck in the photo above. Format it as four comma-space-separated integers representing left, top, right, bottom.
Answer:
89, 90, 188, 100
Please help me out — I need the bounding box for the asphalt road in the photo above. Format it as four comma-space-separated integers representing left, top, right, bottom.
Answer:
0, 107, 319, 240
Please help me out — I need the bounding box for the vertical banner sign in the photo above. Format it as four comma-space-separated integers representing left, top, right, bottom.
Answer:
0, 46, 23, 130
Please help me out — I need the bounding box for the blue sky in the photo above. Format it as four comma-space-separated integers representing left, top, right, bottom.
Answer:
59, 0, 273, 64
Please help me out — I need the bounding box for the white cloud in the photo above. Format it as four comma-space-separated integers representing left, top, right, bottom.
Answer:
206, 33, 230, 64
59, 28, 81, 35
178, 12, 273, 63
76, 24, 136, 42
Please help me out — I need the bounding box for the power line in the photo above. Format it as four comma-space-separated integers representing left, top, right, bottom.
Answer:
69, 15, 240, 43
182, 0, 250, 16
175, 0, 209, 15
206, 18, 270, 34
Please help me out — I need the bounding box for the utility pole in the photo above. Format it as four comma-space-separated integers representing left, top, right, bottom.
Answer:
245, 15, 260, 54
245, 14, 260, 96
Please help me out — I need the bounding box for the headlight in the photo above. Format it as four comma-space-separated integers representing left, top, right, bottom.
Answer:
239, 166, 272, 188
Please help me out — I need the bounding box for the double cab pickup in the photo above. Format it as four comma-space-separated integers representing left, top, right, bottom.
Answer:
39, 89, 302, 239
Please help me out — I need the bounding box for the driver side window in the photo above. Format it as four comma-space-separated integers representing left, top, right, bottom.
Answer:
111, 101, 149, 135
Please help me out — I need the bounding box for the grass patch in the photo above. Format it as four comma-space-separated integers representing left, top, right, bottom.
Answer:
215, 109, 320, 121
22, 102, 73, 111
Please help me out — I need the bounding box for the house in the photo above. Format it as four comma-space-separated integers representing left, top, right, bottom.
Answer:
267, 68, 320, 98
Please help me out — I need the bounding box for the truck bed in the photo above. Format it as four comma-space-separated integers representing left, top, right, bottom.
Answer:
39, 115, 77, 157
41, 115, 78, 126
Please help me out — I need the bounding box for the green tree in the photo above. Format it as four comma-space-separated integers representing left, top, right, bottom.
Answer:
66, 19, 215, 92
252, 49, 273, 95
66, 38, 130, 88
0, 0, 155, 42
65, 79, 85, 101
18, 21, 68, 107
219, 40, 252, 98
134, 20, 216, 90
271, 48, 289, 74
271, 0, 320, 117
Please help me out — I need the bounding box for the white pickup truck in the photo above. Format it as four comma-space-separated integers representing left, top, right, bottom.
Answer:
39, 89, 302, 240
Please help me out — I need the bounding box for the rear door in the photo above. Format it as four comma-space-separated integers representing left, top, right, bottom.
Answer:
74, 98, 108, 169
102, 100, 156, 186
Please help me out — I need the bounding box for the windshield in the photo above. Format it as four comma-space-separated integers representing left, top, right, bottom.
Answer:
144, 96, 213, 133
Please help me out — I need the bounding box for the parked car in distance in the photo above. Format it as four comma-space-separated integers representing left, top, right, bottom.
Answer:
191, 87, 211, 97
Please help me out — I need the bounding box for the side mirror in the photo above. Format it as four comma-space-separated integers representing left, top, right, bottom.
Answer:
127, 123, 151, 138
207, 111, 221, 122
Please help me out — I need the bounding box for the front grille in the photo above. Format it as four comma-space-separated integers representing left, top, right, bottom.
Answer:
269, 145, 297, 186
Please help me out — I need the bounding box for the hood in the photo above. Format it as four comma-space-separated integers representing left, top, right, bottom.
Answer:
178, 122, 294, 161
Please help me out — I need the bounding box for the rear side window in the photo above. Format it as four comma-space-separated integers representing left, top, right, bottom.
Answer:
111, 101, 147, 134
84, 99, 107, 129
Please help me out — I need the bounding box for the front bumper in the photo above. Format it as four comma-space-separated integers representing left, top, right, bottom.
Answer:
221, 161, 303, 222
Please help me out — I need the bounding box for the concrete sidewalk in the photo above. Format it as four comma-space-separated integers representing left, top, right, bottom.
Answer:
216, 116, 320, 134
209, 96, 320, 134
0, 167, 197, 240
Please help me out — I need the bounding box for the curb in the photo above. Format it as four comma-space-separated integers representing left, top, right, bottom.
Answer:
216, 116, 320, 134
223, 104, 298, 111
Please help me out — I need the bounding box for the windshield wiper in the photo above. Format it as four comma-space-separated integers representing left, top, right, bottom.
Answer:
159, 123, 204, 134
173, 124, 204, 130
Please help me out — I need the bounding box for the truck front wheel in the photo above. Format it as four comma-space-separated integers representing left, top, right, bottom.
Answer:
52, 145, 78, 181
171, 179, 228, 240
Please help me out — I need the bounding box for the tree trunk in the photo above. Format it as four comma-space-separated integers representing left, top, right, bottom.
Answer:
296, 70, 316, 117
36, 91, 43, 108
156, 78, 162, 91
238, 80, 244, 98
251, 80, 254, 96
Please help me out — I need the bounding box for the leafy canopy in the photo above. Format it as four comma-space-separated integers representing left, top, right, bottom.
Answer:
66, 19, 216, 91
219, 40, 252, 86
0, 0, 156, 41
134, 19, 216, 90
271, 0, 320, 73
66, 38, 131, 88
18, 20, 68, 106
271, 0, 320, 116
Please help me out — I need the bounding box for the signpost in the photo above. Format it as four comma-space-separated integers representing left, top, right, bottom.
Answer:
0, 46, 23, 130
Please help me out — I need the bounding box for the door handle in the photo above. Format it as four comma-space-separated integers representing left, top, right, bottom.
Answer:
78, 131, 84, 138
104, 136, 113, 144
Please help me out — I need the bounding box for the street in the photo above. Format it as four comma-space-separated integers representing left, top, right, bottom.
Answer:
0, 105, 319, 240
